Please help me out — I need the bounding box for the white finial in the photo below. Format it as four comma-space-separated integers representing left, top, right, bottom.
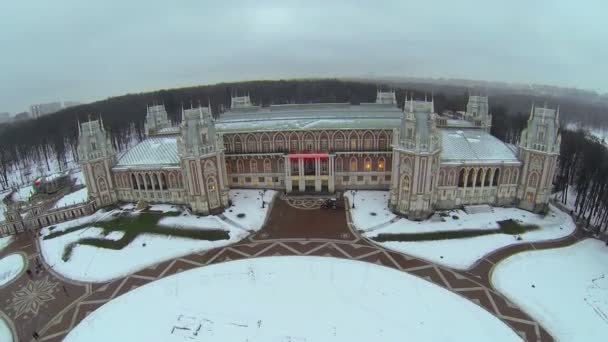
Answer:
556, 105, 560, 121
431, 92, 435, 113
77, 117, 81, 136
409, 92, 414, 112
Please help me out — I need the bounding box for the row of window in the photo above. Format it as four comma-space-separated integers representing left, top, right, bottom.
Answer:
224, 132, 391, 153
228, 156, 388, 174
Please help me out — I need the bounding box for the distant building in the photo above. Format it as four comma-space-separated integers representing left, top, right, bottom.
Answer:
13, 112, 30, 122
30, 102, 62, 118
0, 112, 9, 123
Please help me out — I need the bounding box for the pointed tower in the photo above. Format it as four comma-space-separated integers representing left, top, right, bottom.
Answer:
177, 105, 229, 214
375, 89, 397, 106
77, 118, 118, 207
144, 104, 171, 136
465, 94, 492, 132
389, 94, 441, 219
516, 103, 561, 213
230, 93, 253, 109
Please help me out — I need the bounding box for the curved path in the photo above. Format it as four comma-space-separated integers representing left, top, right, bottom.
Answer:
0, 196, 588, 342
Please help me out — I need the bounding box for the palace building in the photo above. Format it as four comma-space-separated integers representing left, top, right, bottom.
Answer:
76, 91, 560, 219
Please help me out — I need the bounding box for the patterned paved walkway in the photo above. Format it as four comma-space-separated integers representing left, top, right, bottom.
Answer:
0, 197, 587, 342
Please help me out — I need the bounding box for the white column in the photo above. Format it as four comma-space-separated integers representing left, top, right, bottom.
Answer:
285, 155, 292, 193
298, 157, 305, 191
329, 155, 335, 193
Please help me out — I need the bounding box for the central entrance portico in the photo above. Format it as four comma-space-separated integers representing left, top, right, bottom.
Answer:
285, 153, 335, 193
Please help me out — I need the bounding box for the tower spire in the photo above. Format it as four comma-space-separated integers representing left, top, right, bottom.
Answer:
409, 92, 414, 113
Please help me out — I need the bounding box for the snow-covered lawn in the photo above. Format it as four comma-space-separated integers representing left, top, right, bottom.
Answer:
493, 239, 608, 341
223, 190, 276, 230
40, 190, 275, 282
0, 316, 12, 342
347, 191, 576, 269
0, 236, 13, 252
12, 185, 33, 202
53, 187, 88, 209
65, 256, 521, 342
0, 254, 25, 286
345, 190, 395, 230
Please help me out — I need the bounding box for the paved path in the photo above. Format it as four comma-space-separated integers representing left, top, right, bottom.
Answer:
0, 197, 588, 342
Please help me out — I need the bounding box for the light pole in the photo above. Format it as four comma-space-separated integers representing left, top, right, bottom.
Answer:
259, 190, 266, 208
351, 190, 356, 209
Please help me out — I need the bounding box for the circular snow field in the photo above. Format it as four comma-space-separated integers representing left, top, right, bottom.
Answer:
0, 314, 14, 342
0, 253, 26, 287
66, 256, 521, 342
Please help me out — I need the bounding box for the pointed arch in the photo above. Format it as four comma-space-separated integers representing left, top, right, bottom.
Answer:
319, 131, 330, 151
131, 174, 138, 190
458, 168, 466, 187
401, 157, 413, 174
438, 169, 445, 186
250, 159, 258, 173
233, 134, 243, 153
225, 160, 232, 174
160, 173, 167, 190
492, 168, 500, 186
289, 132, 299, 152
273, 132, 286, 152
206, 176, 219, 208
364, 156, 372, 171
223, 135, 232, 152
504, 169, 511, 185
512, 169, 519, 184
237, 159, 244, 173
153, 173, 160, 190
303, 132, 315, 151
260, 133, 271, 153
475, 168, 483, 186
278, 158, 285, 173
378, 130, 389, 150
528, 172, 539, 188
350, 156, 358, 172
377, 157, 386, 172
348, 131, 359, 150
169, 172, 177, 188
263, 158, 272, 173
335, 156, 343, 172
332, 131, 346, 151
245, 134, 258, 153
402, 175, 411, 192
362, 130, 375, 150
448, 169, 456, 185
467, 168, 476, 187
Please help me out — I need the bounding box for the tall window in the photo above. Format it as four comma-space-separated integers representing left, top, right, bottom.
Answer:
290, 138, 298, 151
350, 137, 358, 150
321, 159, 328, 173
377, 157, 385, 172
336, 157, 343, 172
512, 170, 519, 184
320, 138, 329, 151
237, 160, 244, 173
234, 141, 242, 153
247, 136, 257, 152
262, 139, 270, 152
402, 176, 410, 192
363, 133, 373, 150
492, 169, 500, 186
364, 157, 372, 171
335, 138, 344, 151
350, 157, 358, 172
528, 173, 539, 188
264, 159, 272, 173
278, 159, 285, 172
458, 169, 466, 187
274, 135, 285, 152
250, 159, 258, 173
379, 138, 386, 150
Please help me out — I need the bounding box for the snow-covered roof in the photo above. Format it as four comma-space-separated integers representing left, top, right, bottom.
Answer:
440, 129, 520, 165
217, 103, 402, 133
446, 119, 473, 128
115, 136, 180, 169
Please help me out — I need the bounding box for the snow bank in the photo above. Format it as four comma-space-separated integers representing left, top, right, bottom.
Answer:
0, 253, 25, 286
371, 205, 575, 270
65, 256, 521, 342
344, 190, 395, 230
53, 187, 89, 209
493, 239, 608, 342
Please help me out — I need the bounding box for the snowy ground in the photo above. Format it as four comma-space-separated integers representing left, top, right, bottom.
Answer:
0, 254, 25, 287
0, 236, 13, 252
53, 187, 89, 209
223, 190, 276, 230
493, 239, 608, 341
40, 190, 274, 282
348, 191, 576, 270
65, 256, 521, 342
344, 190, 396, 230
0, 316, 12, 342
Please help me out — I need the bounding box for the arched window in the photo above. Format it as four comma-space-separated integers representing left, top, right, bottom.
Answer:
237, 160, 244, 173
131, 174, 137, 189
402, 175, 411, 192
250, 159, 258, 173
153, 174, 161, 190
225, 161, 231, 174
492, 169, 500, 186
512, 169, 519, 184
246, 135, 257, 152
364, 157, 372, 171
475, 169, 483, 186
377, 157, 385, 172
349, 132, 358, 150
161, 173, 167, 190
274, 133, 286, 152
145, 174, 153, 190
263, 159, 272, 173
438, 170, 445, 186
467, 169, 476, 187
289, 133, 299, 152
278, 159, 285, 173
335, 157, 343, 172
261, 134, 271, 153
223, 136, 231, 152
303, 133, 315, 151
363, 132, 374, 150
334, 132, 346, 151
528, 172, 539, 188
350, 157, 358, 172
458, 169, 466, 187
234, 135, 242, 153
504, 169, 511, 185
378, 131, 389, 150
319, 132, 329, 151
483, 169, 491, 186
169, 173, 177, 188
448, 170, 455, 185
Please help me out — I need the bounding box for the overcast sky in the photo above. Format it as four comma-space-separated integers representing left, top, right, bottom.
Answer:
1, 0, 606, 113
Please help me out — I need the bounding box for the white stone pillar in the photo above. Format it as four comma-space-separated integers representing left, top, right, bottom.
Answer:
298, 157, 305, 192
329, 155, 335, 193
315, 157, 321, 191
285, 155, 292, 193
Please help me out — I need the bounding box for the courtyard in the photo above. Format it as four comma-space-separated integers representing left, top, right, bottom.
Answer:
0, 190, 603, 342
